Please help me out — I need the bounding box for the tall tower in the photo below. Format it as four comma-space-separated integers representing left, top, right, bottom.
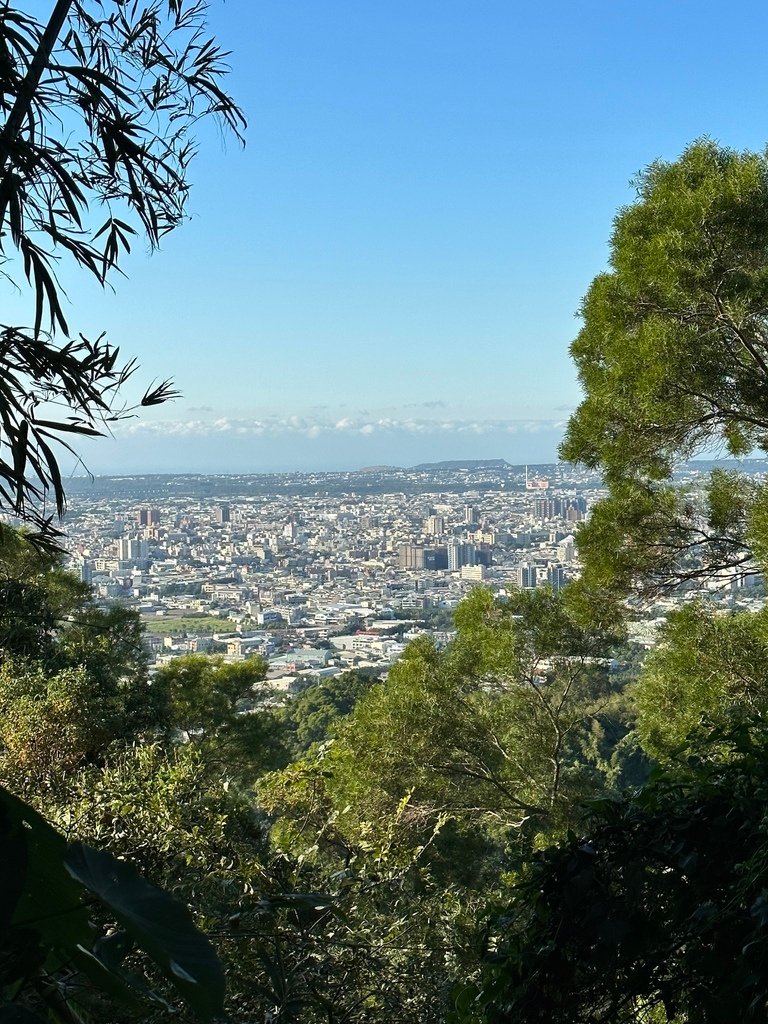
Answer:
517, 562, 537, 589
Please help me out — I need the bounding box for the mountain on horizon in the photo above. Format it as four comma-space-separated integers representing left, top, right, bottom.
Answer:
410, 458, 514, 471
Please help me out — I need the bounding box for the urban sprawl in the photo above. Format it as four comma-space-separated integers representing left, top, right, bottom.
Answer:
57, 459, 768, 693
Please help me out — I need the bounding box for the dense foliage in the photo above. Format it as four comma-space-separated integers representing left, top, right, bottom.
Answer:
462, 139, 768, 1023
562, 140, 768, 484
562, 142, 768, 600
0, 528, 646, 1022
457, 722, 768, 1024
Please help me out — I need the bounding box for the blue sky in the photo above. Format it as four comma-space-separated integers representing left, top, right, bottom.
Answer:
25, 1, 768, 472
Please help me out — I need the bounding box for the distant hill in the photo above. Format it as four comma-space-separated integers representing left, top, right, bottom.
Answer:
355, 465, 403, 473
410, 459, 513, 471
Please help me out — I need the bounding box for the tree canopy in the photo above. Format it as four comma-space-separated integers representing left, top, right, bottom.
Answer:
457, 722, 768, 1024
261, 587, 631, 872
562, 140, 768, 484
560, 140, 768, 599
461, 138, 768, 1024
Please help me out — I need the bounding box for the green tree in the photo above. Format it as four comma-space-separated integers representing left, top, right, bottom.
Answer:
455, 721, 768, 1024
278, 670, 377, 757
0, 761, 226, 1024
154, 654, 267, 738
563, 140, 768, 483
151, 654, 287, 782
0, 529, 161, 789
464, 138, 768, 1024
262, 588, 629, 869
636, 602, 768, 762
572, 472, 757, 599
561, 140, 768, 597
0, 521, 88, 659
20, 714, 467, 1023
0, 4, 244, 1018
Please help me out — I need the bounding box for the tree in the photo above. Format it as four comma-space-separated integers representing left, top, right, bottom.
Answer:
277, 670, 377, 758
571, 471, 758, 599
459, 138, 768, 1024
0, 776, 226, 1024
561, 140, 768, 596
261, 588, 629, 870
0, 4, 244, 1018
0, 521, 88, 659
153, 654, 267, 738
635, 601, 768, 762
150, 654, 286, 778
0, 528, 162, 789
562, 140, 768, 483
454, 721, 768, 1024
0, 0, 244, 539
56, 741, 468, 1024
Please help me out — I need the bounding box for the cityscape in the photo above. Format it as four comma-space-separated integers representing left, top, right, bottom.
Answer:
59, 458, 768, 692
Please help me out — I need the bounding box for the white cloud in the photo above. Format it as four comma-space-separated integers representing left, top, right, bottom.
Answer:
117, 414, 564, 440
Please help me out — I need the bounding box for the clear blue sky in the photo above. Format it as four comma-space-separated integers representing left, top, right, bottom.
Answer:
32, 0, 768, 472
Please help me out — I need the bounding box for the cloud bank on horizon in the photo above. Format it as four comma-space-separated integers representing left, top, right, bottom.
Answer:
116, 413, 567, 440
73, 412, 570, 474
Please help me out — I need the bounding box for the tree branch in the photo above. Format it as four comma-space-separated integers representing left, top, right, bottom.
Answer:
0, 0, 73, 153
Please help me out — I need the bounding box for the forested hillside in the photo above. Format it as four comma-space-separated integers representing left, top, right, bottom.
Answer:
0, 524, 645, 1021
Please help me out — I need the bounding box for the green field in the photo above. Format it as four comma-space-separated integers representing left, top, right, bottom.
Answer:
141, 615, 228, 635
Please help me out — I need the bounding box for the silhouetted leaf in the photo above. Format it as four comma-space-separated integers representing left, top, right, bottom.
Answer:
0, 1006, 47, 1023
0, 788, 90, 953
64, 843, 225, 1020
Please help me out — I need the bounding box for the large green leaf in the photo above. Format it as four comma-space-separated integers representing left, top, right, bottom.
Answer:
0, 799, 27, 940
0, 1006, 47, 1023
70, 943, 153, 1013
0, 788, 90, 952
64, 843, 225, 1020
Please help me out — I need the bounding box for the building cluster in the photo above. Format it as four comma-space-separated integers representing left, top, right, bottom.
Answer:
56, 460, 768, 692
61, 470, 601, 689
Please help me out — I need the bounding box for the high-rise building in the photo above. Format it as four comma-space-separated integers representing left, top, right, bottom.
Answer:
534, 496, 588, 521
425, 515, 445, 536
464, 504, 479, 525
557, 537, 576, 563
399, 544, 425, 570
216, 504, 231, 524
474, 543, 493, 567
448, 541, 476, 571
517, 562, 537, 589
399, 544, 448, 571
547, 565, 566, 591
118, 537, 148, 562
534, 497, 561, 519
424, 547, 449, 571
137, 507, 160, 526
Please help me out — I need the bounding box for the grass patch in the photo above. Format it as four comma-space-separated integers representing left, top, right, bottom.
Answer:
141, 615, 227, 635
